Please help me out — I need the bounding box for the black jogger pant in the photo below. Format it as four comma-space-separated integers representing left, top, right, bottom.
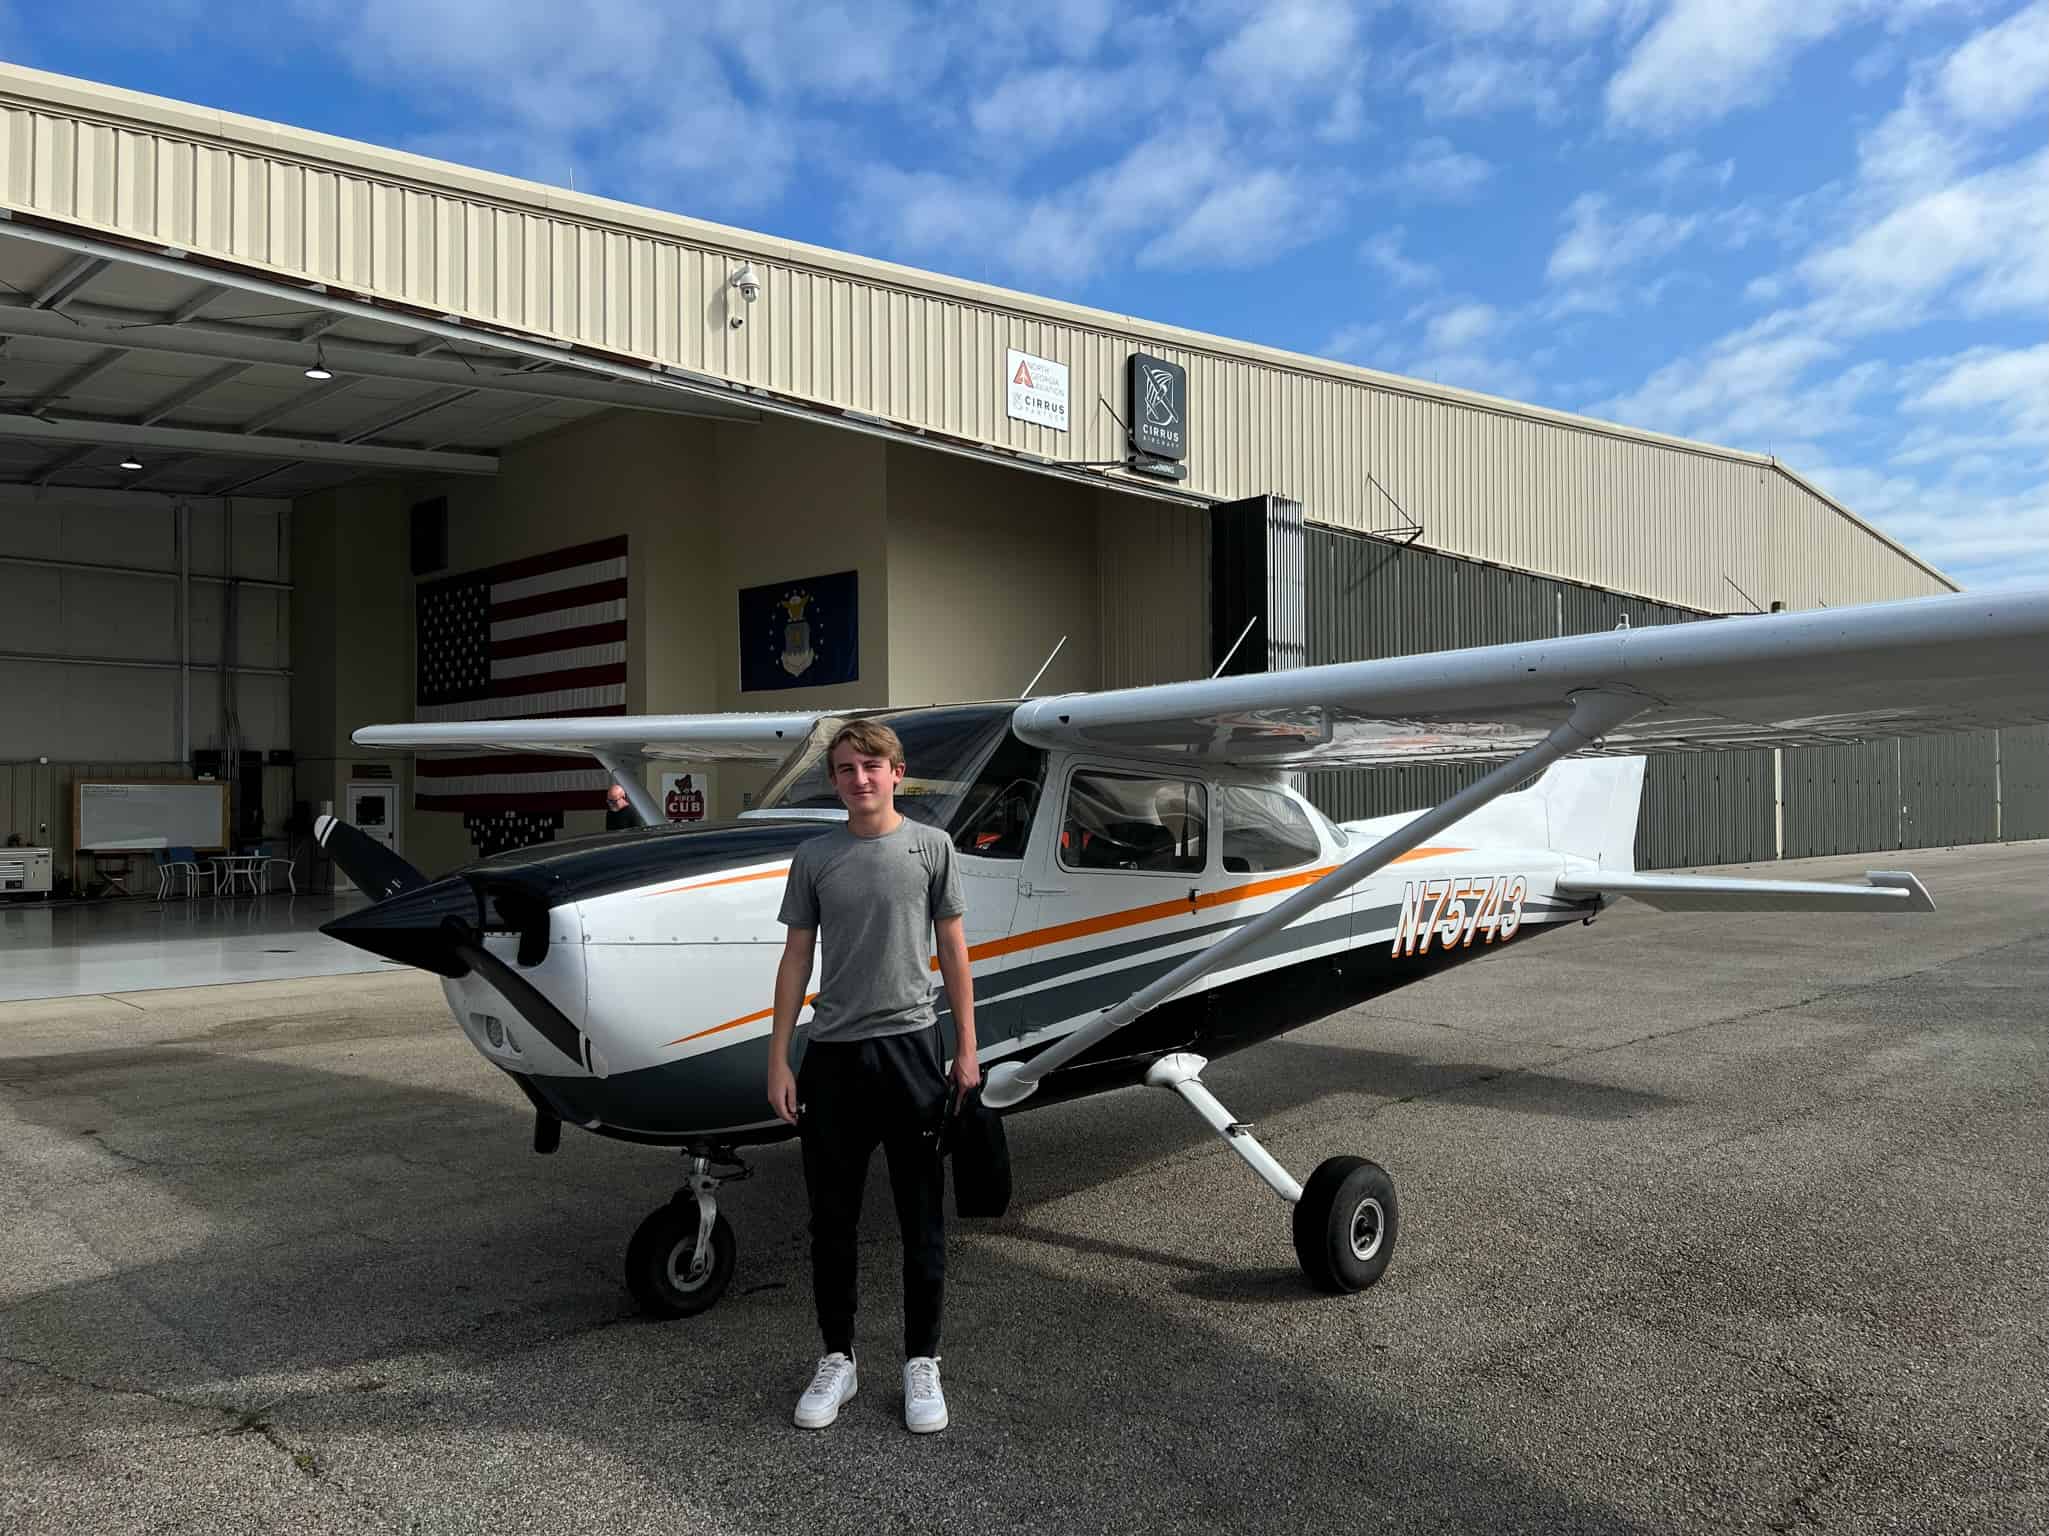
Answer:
797, 1030, 948, 1359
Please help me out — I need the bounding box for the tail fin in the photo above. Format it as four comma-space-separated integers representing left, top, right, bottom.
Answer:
1530, 756, 1645, 870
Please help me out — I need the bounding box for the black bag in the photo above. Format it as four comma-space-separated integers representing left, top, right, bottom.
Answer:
939, 1082, 1011, 1219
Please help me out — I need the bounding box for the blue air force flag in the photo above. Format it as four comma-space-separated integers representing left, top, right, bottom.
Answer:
740, 570, 859, 692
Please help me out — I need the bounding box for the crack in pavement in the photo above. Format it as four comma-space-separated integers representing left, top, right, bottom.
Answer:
0, 1350, 423, 1532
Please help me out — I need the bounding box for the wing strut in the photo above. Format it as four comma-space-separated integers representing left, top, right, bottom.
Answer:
980, 689, 1645, 1110
594, 751, 662, 828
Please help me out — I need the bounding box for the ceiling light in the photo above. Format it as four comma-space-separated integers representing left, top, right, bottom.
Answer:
304, 344, 333, 381
118, 456, 144, 471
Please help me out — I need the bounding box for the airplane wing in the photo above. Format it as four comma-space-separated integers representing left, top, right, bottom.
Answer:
1556, 869, 1935, 913
1010, 588, 2049, 768
351, 712, 821, 763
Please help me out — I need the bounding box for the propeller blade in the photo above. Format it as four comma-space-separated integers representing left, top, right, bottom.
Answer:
314, 814, 426, 902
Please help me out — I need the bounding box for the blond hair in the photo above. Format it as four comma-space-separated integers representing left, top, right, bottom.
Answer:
827, 719, 905, 770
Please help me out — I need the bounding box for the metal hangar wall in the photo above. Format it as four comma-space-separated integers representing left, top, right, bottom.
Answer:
0, 62, 2015, 892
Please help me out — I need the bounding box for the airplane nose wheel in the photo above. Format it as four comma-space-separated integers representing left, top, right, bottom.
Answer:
626, 1148, 745, 1318
1292, 1155, 1399, 1293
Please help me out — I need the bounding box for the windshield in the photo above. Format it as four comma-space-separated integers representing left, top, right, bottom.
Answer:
755, 706, 1018, 830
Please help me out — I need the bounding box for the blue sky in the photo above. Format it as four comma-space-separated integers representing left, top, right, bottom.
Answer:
8, 1, 2044, 591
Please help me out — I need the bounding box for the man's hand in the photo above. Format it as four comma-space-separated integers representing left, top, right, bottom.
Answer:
951, 1045, 980, 1106
767, 1058, 799, 1125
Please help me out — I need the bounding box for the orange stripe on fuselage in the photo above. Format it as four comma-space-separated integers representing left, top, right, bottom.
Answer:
642, 865, 791, 899
661, 844, 1469, 1046
934, 844, 1471, 966
666, 990, 817, 1047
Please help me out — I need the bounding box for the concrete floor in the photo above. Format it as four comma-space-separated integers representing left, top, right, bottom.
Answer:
0, 891, 387, 1003
1, 842, 2043, 1535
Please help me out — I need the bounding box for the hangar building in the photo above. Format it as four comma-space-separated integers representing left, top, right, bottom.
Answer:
0, 62, 2038, 899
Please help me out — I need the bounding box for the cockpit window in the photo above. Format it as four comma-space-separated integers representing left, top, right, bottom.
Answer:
755, 706, 1022, 835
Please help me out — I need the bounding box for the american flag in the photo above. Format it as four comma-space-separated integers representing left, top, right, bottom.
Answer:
413, 536, 627, 840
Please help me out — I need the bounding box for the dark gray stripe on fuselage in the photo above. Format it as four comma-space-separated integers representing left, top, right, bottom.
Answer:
980, 900, 1399, 1005
527, 913, 1581, 1146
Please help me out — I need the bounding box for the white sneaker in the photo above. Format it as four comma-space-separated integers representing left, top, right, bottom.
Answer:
903, 1355, 948, 1433
794, 1352, 857, 1429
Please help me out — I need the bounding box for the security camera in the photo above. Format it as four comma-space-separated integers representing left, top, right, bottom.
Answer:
730, 263, 761, 303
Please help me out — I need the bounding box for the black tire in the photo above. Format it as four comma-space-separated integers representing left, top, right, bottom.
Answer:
625, 1202, 736, 1319
1292, 1155, 1398, 1294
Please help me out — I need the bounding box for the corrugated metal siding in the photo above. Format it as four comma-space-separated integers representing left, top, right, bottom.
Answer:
1782, 741, 1901, 860
1302, 528, 1771, 869
1097, 495, 1206, 689
1636, 752, 1775, 869
1297, 527, 2030, 871
1268, 498, 1305, 672
1998, 726, 2049, 841
0, 80, 1952, 613
1899, 731, 1999, 849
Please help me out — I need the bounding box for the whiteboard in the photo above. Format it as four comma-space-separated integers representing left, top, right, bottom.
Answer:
76, 781, 230, 852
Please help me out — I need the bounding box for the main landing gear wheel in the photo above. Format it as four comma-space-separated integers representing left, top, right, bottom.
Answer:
1292, 1155, 1399, 1294
625, 1201, 736, 1318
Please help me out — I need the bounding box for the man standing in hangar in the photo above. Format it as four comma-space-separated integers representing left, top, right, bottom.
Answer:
766, 720, 978, 1433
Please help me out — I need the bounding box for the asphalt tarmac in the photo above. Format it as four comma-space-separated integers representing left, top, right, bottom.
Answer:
2, 842, 2043, 1535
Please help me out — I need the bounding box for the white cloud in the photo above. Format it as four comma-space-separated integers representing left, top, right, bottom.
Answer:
1139, 169, 1336, 269
968, 65, 1157, 155
1646, 149, 1735, 189
1597, 325, 1885, 446
1378, 137, 1495, 200
1547, 193, 1700, 281
1424, 301, 1499, 351
1596, 10, 2049, 592
1904, 344, 2049, 437
849, 120, 1338, 283
1404, 49, 1576, 118
1800, 148, 2049, 328
1800, 462, 2049, 589
1937, 1, 2049, 125
1360, 228, 1438, 288
1606, 0, 1861, 132
1418, 0, 1651, 41
1320, 320, 1389, 362
1206, 0, 1366, 117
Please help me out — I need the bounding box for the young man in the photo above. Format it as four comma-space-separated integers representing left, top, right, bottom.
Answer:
766, 721, 978, 1433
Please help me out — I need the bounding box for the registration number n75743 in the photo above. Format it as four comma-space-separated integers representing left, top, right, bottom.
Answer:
1391, 875, 1527, 956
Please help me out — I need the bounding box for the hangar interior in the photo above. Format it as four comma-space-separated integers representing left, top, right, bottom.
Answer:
0, 60, 2039, 920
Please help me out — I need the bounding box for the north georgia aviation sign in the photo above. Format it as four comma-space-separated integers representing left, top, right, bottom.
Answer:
1006, 348, 1069, 431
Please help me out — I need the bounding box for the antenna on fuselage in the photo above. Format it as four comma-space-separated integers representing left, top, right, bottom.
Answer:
1019, 635, 1068, 698
1211, 616, 1260, 678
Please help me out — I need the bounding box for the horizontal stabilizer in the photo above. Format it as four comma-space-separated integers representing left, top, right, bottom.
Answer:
1557, 869, 1935, 914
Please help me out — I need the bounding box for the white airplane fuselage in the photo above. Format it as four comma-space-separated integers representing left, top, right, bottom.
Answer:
331, 750, 1602, 1149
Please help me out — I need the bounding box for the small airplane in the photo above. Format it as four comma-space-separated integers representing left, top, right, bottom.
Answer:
319, 587, 2048, 1319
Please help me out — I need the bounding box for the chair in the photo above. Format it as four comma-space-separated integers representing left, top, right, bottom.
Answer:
259, 855, 298, 894
154, 847, 209, 899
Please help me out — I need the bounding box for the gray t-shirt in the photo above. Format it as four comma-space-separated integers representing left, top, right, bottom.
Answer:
777, 818, 967, 1043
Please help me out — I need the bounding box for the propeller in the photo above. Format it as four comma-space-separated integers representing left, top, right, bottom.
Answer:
314, 814, 427, 902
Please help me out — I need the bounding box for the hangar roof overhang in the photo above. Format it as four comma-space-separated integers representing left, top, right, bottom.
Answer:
0, 212, 1208, 508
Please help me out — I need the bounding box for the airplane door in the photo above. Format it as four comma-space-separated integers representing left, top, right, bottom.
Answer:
1006, 762, 1212, 1055
337, 781, 400, 894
